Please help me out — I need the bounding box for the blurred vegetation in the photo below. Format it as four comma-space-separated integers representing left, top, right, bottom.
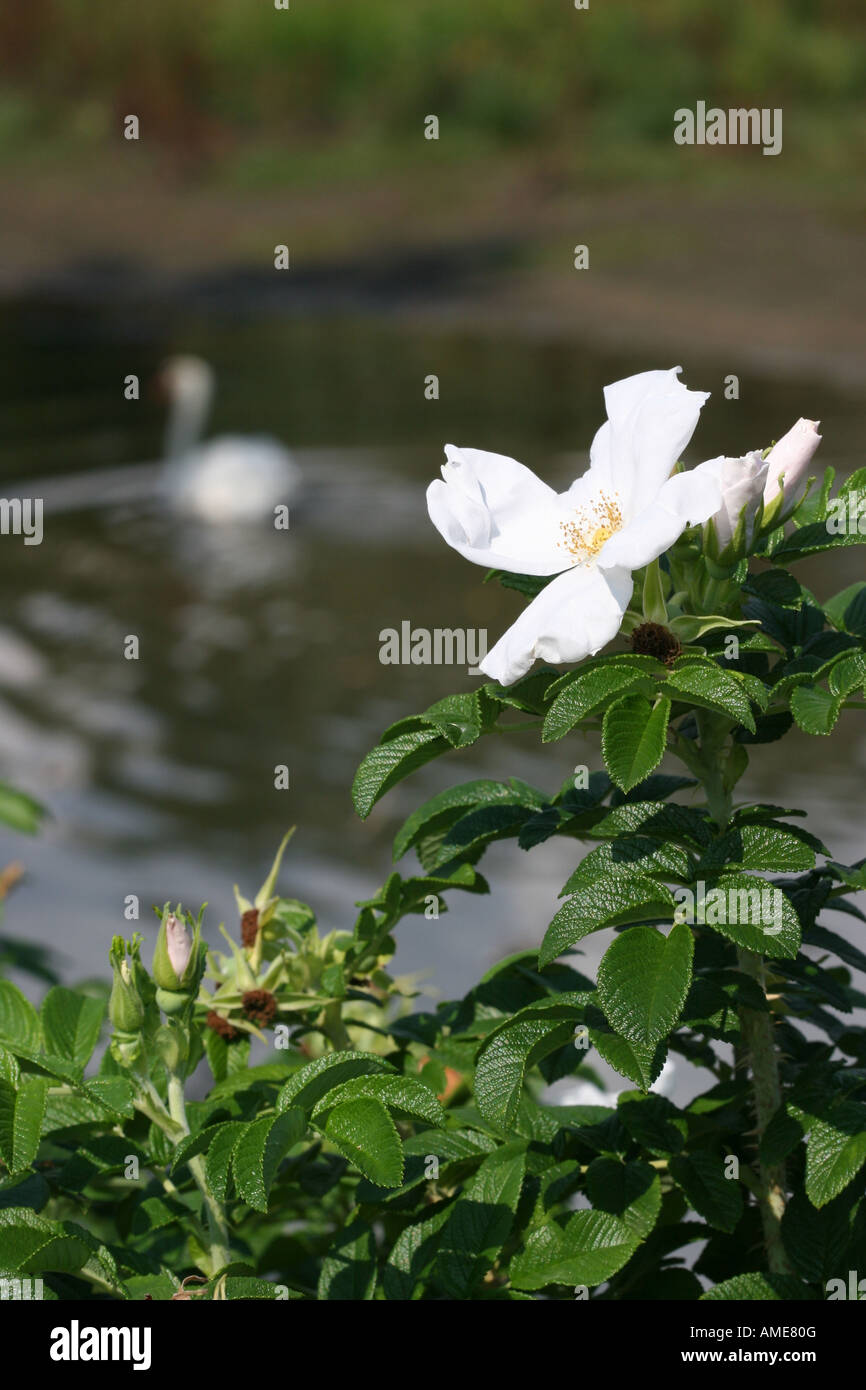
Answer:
0, 0, 864, 188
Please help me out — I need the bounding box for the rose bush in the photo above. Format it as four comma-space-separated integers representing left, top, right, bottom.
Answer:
0, 371, 864, 1301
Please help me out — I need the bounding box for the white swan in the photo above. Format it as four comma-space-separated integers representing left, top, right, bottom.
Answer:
160, 356, 301, 522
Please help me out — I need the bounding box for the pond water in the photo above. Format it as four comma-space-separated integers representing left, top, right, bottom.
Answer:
1, 302, 864, 1098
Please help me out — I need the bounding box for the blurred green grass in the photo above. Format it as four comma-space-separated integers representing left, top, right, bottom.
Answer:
1, 0, 864, 190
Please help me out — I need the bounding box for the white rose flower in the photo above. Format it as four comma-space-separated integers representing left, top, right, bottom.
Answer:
427, 367, 722, 686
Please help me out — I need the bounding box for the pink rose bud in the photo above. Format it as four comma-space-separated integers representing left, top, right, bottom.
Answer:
711, 450, 769, 549
165, 913, 192, 979
762, 418, 822, 514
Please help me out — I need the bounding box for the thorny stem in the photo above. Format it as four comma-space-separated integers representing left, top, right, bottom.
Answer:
166, 1073, 231, 1274
687, 730, 790, 1272
735, 948, 793, 1274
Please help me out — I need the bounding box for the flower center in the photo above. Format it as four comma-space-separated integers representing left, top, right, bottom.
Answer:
557, 490, 622, 565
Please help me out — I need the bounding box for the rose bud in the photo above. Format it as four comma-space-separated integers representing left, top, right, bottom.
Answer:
762, 418, 822, 520
152, 903, 204, 997
109, 936, 145, 1034
704, 450, 769, 558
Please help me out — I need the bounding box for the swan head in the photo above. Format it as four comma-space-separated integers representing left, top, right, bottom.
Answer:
160, 356, 215, 459
160, 355, 215, 411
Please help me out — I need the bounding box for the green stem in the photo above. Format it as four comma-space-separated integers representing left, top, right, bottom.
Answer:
167, 1073, 231, 1274
687, 731, 788, 1272
735, 949, 792, 1274
695, 712, 733, 828
322, 1000, 352, 1051
670, 715, 733, 829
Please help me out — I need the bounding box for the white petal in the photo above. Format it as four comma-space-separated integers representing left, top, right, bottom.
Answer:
594, 367, 710, 519
442, 444, 557, 516
479, 564, 633, 687
427, 445, 565, 576
598, 458, 723, 571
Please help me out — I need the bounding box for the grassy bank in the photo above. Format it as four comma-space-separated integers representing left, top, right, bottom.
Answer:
0, 0, 863, 189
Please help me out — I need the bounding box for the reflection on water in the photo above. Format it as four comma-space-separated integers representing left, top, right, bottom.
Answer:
1, 310, 864, 1101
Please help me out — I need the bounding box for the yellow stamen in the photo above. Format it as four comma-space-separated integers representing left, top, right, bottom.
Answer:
557, 491, 622, 565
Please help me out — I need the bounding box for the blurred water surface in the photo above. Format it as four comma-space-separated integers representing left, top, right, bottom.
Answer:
1, 308, 864, 1080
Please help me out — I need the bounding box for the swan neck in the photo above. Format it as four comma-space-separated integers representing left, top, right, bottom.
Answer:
165, 381, 212, 459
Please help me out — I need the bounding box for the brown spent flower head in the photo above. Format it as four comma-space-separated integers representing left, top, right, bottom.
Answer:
242, 988, 277, 1026
206, 1010, 239, 1042
241, 907, 260, 948
630, 622, 682, 666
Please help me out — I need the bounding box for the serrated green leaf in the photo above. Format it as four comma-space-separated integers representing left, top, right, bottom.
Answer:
790, 685, 842, 735
0, 982, 41, 1054
317, 1216, 377, 1300
325, 1097, 404, 1187
0, 1209, 92, 1275
562, 837, 691, 892
312, 1074, 445, 1128
695, 875, 801, 959
130, 1193, 186, 1237
592, 800, 712, 848
699, 823, 816, 875
773, 520, 866, 562
170, 1122, 233, 1175
433, 1143, 526, 1298
352, 728, 450, 819
828, 652, 866, 698
421, 692, 483, 747
382, 1201, 453, 1301
79, 1076, 135, 1117
475, 1008, 579, 1129
429, 801, 539, 870
589, 1016, 667, 1091
805, 1103, 866, 1207
510, 1208, 640, 1290
543, 663, 654, 743
584, 1159, 661, 1237
540, 875, 676, 969
782, 1191, 852, 1284
40, 988, 104, 1068
222, 1277, 303, 1300
392, 779, 529, 861
0, 1171, 50, 1212
666, 660, 756, 731
276, 1051, 394, 1116
668, 1150, 743, 1232
597, 922, 693, 1048
743, 570, 805, 609
617, 1093, 686, 1156
232, 1109, 306, 1212
759, 1105, 806, 1167
0, 1076, 47, 1174
205, 1121, 247, 1203
602, 694, 671, 792
701, 1273, 814, 1300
